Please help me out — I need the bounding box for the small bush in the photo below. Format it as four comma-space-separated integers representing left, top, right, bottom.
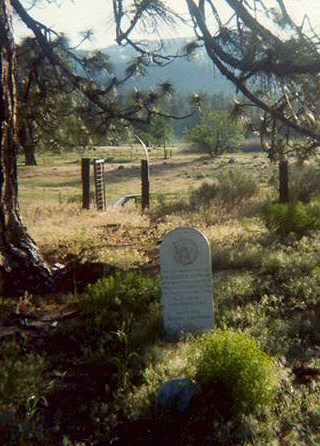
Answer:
190, 169, 259, 208
289, 164, 320, 203
268, 163, 320, 203
216, 170, 259, 205
80, 273, 161, 383
189, 181, 219, 206
81, 272, 160, 334
187, 330, 278, 417
261, 200, 320, 237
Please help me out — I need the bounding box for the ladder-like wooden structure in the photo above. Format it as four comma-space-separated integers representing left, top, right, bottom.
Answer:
93, 159, 106, 211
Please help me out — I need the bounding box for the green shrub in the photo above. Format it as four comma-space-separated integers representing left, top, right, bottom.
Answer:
289, 164, 320, 203
189, 181, 219, 206
216, 169, 259, 205
261, 200, 320, 237
268, 163, 320, 203
81, 272, 160, 334
190, 169, 259, 208
187, 330, 278, 417
80, 273, 161, 383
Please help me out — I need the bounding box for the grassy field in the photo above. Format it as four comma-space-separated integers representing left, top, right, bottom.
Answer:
1, 145, 319, 445
18, 145, 274, 205
18, 146, 275, 263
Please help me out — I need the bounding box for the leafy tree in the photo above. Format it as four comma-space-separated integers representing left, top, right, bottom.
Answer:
164, 92, 230, 141
185, 110, 245, 156
113, 0, 320, 201
134, 113, 174, 147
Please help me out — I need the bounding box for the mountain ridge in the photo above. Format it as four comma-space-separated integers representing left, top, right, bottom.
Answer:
78, 38, 235, 96
105, 38, 235, 95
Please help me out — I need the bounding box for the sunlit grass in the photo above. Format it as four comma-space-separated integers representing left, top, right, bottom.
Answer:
18, 149, 274, 205
21, 203, 150, 268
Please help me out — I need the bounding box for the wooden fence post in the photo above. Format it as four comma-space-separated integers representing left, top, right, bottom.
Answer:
81, 158, 90, 210
141, 159, 149, 210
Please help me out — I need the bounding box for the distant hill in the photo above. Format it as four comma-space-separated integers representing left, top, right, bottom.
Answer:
114, 57, 235, 96
78, 38, 235, 96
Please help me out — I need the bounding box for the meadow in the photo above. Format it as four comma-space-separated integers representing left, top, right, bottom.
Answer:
1, 144, 320, 445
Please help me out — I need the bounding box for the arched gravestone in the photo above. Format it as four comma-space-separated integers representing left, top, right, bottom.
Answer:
160, 227, 214, 336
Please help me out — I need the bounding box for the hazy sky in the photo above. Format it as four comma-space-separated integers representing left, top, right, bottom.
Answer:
14, 0, 320, 50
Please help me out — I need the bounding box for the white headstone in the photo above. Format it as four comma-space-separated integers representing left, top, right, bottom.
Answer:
160, 227, 214, 336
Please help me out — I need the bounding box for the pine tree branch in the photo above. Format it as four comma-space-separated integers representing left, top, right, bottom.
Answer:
11, 0, 157, 124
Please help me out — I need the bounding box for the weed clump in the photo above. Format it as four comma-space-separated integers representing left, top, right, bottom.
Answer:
186, 330, 278, 417
261, 200, 320, 237
0, 340, 48, 444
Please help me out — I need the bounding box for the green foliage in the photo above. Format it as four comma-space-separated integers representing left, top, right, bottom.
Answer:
185, 111, 245, 156
16, 37, 123, 160
169, 92, 230, 140
79, 272, 161, 370
0, 340, 48, 444
289, 163, 320, 203
0, 341, 46, 407
133, 114, 174, 147
79, 273, 161, 417
190, 169, 259, 208
261, 200, 320, 237
83, 272, 160, 332
187, 330, 278, 417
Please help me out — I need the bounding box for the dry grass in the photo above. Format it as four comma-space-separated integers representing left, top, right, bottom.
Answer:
21, 203, 150, 268
18, 147, 274, 269
19, 149, 273, 204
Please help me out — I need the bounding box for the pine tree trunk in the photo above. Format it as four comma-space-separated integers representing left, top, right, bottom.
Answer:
0, 0, 52, 296
23, 144, 37, 166
279, 160, 289, 203
19, 124, 37, 166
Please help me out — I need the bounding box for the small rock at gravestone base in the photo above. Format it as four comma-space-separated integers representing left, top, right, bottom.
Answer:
160, 227, 214, 336
155, 378, 200, 416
